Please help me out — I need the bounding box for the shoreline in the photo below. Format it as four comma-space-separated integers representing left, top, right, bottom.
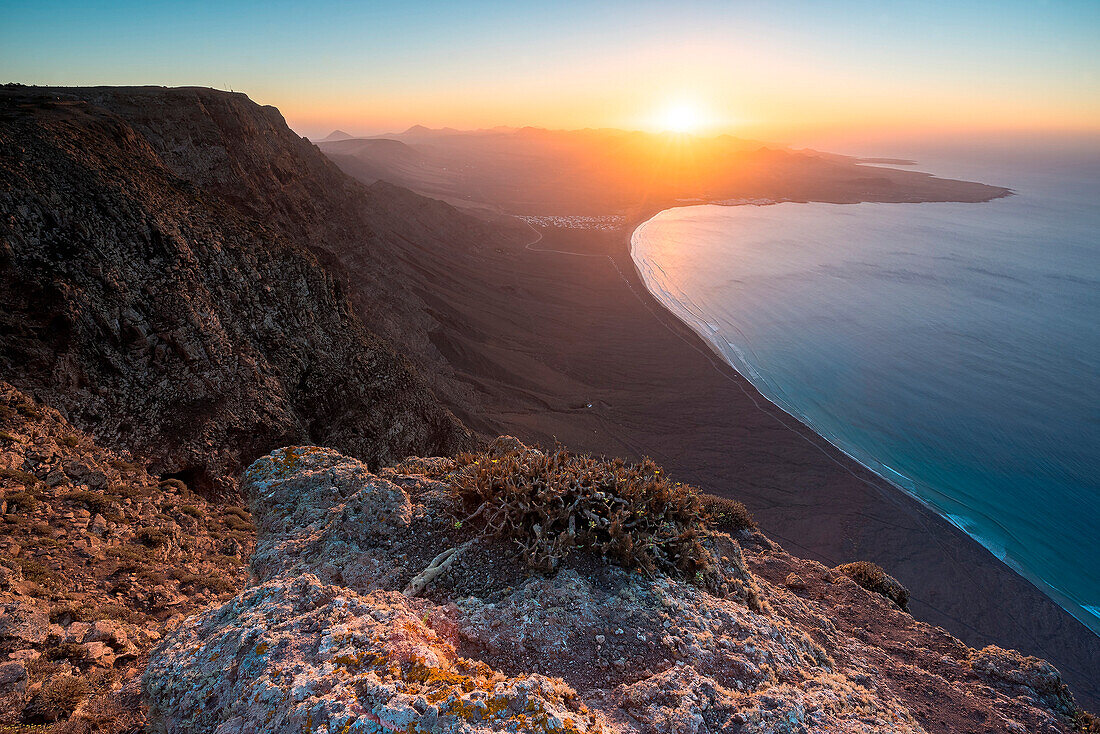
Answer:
628, 205, 1099, 637
423, 202, 1100, 706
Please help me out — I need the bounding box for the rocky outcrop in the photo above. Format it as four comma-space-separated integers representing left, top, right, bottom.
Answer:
0, 382, 254, 729
144, 444, 1089, 733
0, 86, 498, 494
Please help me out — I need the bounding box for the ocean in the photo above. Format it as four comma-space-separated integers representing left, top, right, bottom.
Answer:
630, 144, 1100, 634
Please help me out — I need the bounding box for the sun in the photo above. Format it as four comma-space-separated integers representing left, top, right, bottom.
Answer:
653, 100, 705, 134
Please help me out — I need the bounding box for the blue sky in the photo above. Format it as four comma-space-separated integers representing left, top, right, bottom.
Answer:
3, 1, 1098, 141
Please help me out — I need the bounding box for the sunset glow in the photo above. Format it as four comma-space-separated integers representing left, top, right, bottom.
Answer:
651, 100, 707, 134
2, 1, 1098, 144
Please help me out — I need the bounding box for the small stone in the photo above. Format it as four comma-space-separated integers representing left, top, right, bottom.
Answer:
784, 573, 807, 590
0, 660, 27, 695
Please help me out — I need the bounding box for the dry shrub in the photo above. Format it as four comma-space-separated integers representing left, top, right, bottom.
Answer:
834, 560, 910, 611
449, 447, 719, 586
157, 478, 187, 494
6, 490, 38, 513
23, 675, 88, 722
701, 494, 756, 532
1072, 709, 1100, 732
1, 467, 41, 490
50, 692, 143, 734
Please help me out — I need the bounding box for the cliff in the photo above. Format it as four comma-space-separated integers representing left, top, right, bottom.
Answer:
0, 86, 525, 494
143, 441, 1093, 733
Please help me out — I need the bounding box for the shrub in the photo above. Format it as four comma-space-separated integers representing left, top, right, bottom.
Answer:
109, 458, 142, 475
0, 430, 18, 443
1072, 709, 1100, 732
157, 478, 188, 494
15, 402, 42, 420
834, 561, 910, 611
448, 447, 718, 585
60, 435, 81, 448
224, 506, 250, 521
1, 468, 41, 489
170, 568, 236, 594
50, 692, 142, 734
65, 490, 121, 516
221, 508, 254, 532
701, 494, 756, 532
45, 642, 87, 663
135, 527, 169, 548
24, 674, 88, 722
6, 490, 38, 513
18, 558, 59, 585
178, 504, 202, 518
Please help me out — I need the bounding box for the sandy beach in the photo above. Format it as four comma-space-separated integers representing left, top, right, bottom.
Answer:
379, 208, 1100, 707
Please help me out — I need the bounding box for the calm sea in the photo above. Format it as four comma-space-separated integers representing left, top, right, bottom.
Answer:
631, 144, 1100, 634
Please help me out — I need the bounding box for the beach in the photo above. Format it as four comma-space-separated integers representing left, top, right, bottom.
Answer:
373, 207, 1100, 707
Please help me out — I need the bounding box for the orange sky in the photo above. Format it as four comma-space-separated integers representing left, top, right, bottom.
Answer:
3, 1, 1098, 146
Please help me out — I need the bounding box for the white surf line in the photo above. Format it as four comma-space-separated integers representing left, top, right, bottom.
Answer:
625, 212, 1074, 652
516, 210, 1084, 653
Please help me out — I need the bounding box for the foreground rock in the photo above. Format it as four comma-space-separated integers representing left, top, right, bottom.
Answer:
145, 444, 1090, 733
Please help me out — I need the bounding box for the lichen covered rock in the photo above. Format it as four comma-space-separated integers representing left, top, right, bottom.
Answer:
143, 445, 1090, 733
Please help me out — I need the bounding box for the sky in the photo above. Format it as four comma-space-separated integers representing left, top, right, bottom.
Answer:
3, 0, 1099, 147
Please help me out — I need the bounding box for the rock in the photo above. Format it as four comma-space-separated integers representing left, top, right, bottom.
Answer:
0, 661, 27, 695
85, 620, 129, 649
142, 446, 1091, 734
784, 573, 806, 590
65, 622, 92, 644
0, 599, 49, 645
972, 645, 1076, 715
83, 641, 116, 667
89, 514, 108, 536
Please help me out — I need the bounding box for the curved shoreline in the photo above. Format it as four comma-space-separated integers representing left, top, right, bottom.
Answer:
627, 205, 1099, 638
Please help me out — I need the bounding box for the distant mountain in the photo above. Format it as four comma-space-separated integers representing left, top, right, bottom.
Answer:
320, 125, 1011, 215
319, 129, 354, 141
399, 124, 462, 137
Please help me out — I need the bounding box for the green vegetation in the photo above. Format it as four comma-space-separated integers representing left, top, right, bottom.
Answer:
447, 447, 718, 585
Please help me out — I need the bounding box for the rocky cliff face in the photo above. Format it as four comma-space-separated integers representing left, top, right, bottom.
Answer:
144, 442, 1090, 734
0, 86, 520, 493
